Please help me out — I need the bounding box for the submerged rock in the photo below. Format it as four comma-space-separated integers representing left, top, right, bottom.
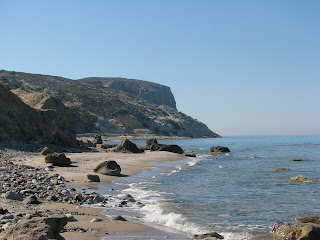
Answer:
290, 158, 304, 161
276, 168, 291, 171
289, 175, 309, 182
192, 232, 224, 239
210, 146, 230, 153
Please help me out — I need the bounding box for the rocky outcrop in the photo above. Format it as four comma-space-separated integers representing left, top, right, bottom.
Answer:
0, 84, 77, 146
271, 220, 320, 240
93, 160, 121, 176
80, 77, 177, 109
1, 214, 68, 240
115, 139, 144, 153
0, 71, 220, 138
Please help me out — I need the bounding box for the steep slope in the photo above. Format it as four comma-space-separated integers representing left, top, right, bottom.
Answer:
79, 77, 177, 109
0, 70, 220, 138
0, 84, 77, 146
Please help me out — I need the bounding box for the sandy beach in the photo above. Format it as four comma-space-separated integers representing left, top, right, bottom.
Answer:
1, 148, 185, 240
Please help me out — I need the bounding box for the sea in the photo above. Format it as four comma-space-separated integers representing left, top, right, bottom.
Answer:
95, 135, 320, 240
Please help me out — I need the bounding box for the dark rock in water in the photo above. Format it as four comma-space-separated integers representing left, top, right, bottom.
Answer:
23, 195, 39, 204
192, 232, 224, 239
93, 160, 121, 176
296, 216, 320, 225
185, 152, 196, 157
271, 222, 320, 240
146, 139, 183, 154
210, 146, 230, 153
84, 174, 100, 183
1, 214, 67, 240
115, 139, 144, 153
112, 215, 127, 221
121, 194, 136, 202
3, 191, 23, 201
276, 168, 291, 171
290, 158, 304, 161
38, 147, 54, 156
92, 135, 103, 145
45, 153, 71, 167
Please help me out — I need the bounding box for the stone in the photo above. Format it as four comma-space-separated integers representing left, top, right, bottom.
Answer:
121, 194, 136, 202
45, 166, 54, 171
296, 216, 320, 225
276, 168, 291, 171
23, 195, 40, 204
25, 214, 33, 219
185, 152, 196, 157
290, 158, 304, 161
45, 153, 72, 167
0, 214, 14, 220
93, 160, 121, 176
84, 174, 100, 183
90, 218, 103, 222
38, 147, 54, 156
46, 195, 59, 201
289, 175, 309, 182
0, 207, 9, 215
1, 214, 67, 240
115, 139, 144, 153
2, 222, 13, 231
271, 222, 320, 240
146, 139, 183, 154
112, 215, 127, 221
92, 135, 103, 144
210, 146, 230, 153
192, 232, 224, 239
93, 195, 103, 203
3, 191, 23, 201
65, 214, 77, 222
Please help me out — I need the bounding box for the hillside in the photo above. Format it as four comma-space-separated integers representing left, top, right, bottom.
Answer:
0, 70, 220, 138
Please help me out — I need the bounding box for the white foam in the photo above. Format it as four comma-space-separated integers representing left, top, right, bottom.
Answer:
188, 159, 201, 166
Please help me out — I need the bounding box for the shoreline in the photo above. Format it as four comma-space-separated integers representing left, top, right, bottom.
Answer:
1, 147, 187, 240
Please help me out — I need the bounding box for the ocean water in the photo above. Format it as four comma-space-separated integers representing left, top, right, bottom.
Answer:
100, 135, 320, 239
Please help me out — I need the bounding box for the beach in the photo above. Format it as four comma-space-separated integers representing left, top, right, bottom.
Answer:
0, 147, 185, 240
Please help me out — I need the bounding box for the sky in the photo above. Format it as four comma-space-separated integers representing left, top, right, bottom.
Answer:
1, 0, 319, 136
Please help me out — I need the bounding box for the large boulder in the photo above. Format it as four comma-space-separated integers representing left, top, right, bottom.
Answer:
1, 214, 68, 240
92, 135, 103, 145
145, 139, 183, 154
93, 160, 121, 176
271, 221, 320, 240
84, 174, 100, 183
210, 146, 230, 153
45, 153, 72, 167
115, 139, 144, 153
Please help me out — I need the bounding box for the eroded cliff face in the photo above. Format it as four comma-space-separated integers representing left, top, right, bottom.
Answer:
79, 77, 177, 109
0, 84, 77, 146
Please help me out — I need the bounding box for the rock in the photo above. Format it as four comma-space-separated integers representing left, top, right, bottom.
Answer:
192, 232, 224, 239
112, 215, 127, 221
271, 222, 320, 240
2, 222, 13, 231
92, 135, 103, 145
290, 158, 304, 161
65, 214, 77, 222
121, 194, 136, 202
115, 139, 144, 153
45, 166, 54, 171
25, 214, 33, 219
296, 216, 320, 225
210, 146, 230, 153
93, 195, 103, 203
93, 160, 121, 176
46, 195, 59, 201
45, 153, 72, 167
38, 147, 54, 156
289, 175, 309, 182
276, 168, 291, 171
23, 195, 39, 204
146, 139, 183, 154
185, 152, 196, 157
3, 191, 23, 201
0, 207, 9, 215
1, 214, 67, 240
90, 218, 103, 222
84, 174, 100, 183
0, 214, 14, 220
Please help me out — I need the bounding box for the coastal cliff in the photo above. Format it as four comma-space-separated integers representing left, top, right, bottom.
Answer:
0, 70, 220, 138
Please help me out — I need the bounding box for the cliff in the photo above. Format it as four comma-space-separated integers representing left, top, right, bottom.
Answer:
0, 70, 220, 138
0, 84, 77, 146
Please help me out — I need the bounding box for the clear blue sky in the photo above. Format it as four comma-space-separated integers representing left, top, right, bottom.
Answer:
1, 0, 319, 136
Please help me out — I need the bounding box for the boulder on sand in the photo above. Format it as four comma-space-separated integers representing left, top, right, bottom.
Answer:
93, 160, 121, 176
38, 147, 54, 156
92, 135, 103, 145
45, 153, 71, 167
84, 174, 100, 183
115, 139, 144, 153
1, 214, 68, 240
145, 139, 183, 154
